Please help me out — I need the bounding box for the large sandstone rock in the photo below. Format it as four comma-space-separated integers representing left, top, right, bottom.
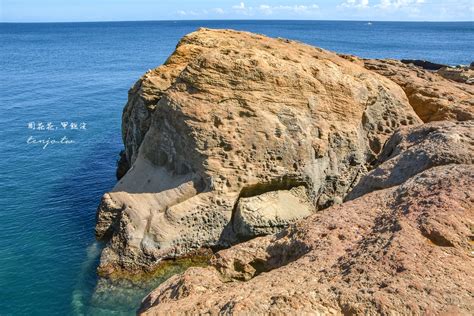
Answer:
139, 121, 474, 315
342, 56, 474, 122
95, 28, 422, 276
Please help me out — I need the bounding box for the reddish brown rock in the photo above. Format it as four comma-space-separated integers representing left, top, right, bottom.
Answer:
96, 28, 474, 314
140, 163, 474, 315
139, 122, 474, 315
360, 58, 474, 122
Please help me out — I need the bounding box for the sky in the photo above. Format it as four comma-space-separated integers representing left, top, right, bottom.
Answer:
1, 0, 473, 22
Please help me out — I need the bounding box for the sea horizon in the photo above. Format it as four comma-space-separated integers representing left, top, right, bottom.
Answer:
2, 19, 473, 24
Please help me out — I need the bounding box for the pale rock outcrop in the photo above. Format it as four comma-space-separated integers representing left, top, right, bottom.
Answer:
96, 28, 422, 276
348, 57, 474, 122
234, 186, 314, 239
139, 121, 474, 315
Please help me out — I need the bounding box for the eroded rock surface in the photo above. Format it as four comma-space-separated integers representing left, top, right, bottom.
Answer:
139, 122, 474, 315
357, 58, 474, 122
95, 28, 422, 276
347, 120, 474, 200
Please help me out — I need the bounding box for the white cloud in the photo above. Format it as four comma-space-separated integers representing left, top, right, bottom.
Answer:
278, 4, 320, 12
176, 7, 226, 16
377, 0, 390, 8
232, 3, 319, 15
339, 0, 370, 9
339, 0, 426, 10
259, 4, 272, 14
213, 8, 225, 14
232, 2, 246, 10
376, 0, 425, 9
175, 10, 203, 16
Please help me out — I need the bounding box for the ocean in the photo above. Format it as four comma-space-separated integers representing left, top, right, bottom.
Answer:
0, 20, 472, 315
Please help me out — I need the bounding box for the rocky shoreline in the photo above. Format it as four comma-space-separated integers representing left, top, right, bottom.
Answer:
95, 28, 473, 314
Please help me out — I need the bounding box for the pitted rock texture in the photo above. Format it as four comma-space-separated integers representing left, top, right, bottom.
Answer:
352, 57, 474, 122
96, 28, 422, 276
139, 157, 474, 315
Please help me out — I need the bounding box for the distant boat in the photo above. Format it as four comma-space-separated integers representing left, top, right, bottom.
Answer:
367, 22, 373, 25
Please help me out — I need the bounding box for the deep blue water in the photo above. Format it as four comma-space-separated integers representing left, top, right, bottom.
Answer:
0, 20, 472, 315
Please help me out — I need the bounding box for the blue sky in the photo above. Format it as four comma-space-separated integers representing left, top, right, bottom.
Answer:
1, 0, 473, 22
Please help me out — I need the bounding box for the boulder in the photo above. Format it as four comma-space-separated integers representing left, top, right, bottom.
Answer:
95, 28, 421, 276
139, 122, 474, 315
233, 186, 314, 239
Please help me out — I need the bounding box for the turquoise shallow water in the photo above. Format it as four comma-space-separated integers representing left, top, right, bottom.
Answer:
0, 20, 473, 315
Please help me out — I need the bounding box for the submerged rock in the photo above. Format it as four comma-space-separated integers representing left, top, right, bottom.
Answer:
139, 122, 474, 315
95, 28, 422, 276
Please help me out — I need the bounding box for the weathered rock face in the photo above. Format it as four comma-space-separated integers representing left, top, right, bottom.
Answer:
95, 28, 422, 276
139, 121, 474, 315
347, 120, 474, 200
121, 41, 207, 168
351, 57, 474, 122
